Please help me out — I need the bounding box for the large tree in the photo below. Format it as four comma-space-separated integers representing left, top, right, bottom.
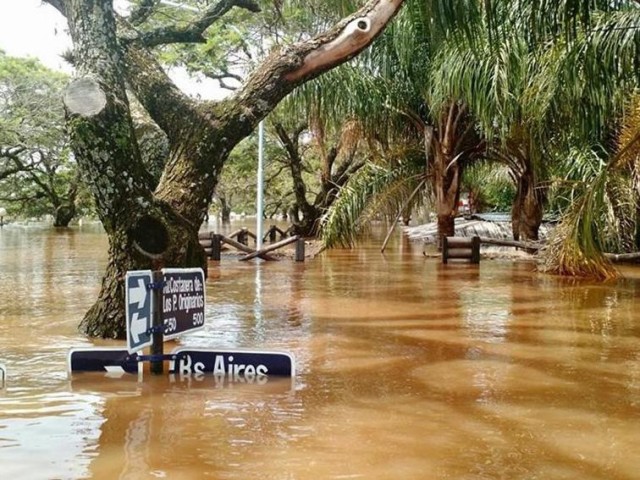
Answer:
42, 0, 405, 337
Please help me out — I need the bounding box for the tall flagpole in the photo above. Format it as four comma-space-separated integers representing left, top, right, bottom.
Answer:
256, 121, 265, 250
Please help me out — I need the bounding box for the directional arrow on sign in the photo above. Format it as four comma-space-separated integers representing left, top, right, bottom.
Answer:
104, 365, 127, 378
128, 278, 147, 309
125, 270, 154, 353
130, 312, 147, 344
67, 348, 141, 375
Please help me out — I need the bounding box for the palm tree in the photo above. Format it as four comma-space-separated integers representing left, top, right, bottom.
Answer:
293, 0, 487, 248
532, 3, 640, 277
291, 0, 639, 270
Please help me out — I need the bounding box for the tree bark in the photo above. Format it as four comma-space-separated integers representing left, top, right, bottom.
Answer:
219, 197, 232, 223
53, 203, 76, 227
434, 149, 462, 245
273, 122, 320, 236
432, 102, 473, 249
511, 164, 544, 243
48, 0, 405, 338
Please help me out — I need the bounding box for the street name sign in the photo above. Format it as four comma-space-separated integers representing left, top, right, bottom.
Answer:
169, 348, 295, 379
126, 270, 154, 353
161, 268, 206, 339
67, 348, 141, 376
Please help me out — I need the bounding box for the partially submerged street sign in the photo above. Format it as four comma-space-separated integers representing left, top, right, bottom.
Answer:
126, 270, 154, 353
67, 267, 296, 384
67, 348, 141, 376
161, 268, 206, 339
170, 348, 295, 379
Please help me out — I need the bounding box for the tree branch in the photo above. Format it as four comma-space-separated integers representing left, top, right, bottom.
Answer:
234, 0, 405, 130
203, 70, 244, 90
122, 32, 201, 143
42, 0, 66, 17
138, 0, 261, 47
129, 0, 161, 26
0, 146, 31, 180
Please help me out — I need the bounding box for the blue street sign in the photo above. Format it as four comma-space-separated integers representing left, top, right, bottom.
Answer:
126, 270, 154, 353
169, 348, 295, 379
161, 268, 206, 339
67, 348, 141, 376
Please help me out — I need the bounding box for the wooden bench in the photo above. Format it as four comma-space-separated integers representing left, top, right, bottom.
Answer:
442, 236, 480, 264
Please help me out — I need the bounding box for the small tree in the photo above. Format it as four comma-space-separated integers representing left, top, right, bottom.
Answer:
0, 51, 84, 226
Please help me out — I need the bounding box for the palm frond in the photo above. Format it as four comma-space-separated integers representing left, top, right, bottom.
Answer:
320, 161, 423, 247
540, 168, 618, 279
541, 141, 638, 278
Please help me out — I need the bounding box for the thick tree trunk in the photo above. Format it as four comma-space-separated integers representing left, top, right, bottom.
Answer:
434, 150, 462, 249
437, 214, 456, 243
219, 197, 231, 223
47, 0, 405, 338
79, 208, 206, 337
53, 203, 76, 227
430, 102, 475, 249
511, 170, 543, 242
274, 122, 321, 237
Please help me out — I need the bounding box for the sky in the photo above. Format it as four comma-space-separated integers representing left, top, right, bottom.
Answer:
0, 0, 72, 72
0, 0, 227, 99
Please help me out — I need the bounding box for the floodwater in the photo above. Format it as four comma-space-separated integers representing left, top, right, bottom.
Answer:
1, 222, 640, 480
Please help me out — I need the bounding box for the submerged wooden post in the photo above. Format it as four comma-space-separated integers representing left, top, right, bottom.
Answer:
237, 228, 248, 245
268, 225, 277, 243
442, 236, 449, 264
471, 236, 480, 264
211, 233, 221, 261
295, 238, 305, 262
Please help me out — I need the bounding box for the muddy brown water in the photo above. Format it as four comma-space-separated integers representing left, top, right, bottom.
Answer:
1, 222, 640, 480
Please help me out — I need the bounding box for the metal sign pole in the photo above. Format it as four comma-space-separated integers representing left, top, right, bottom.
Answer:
150, 270, 164, 374
256, 121, 265, 251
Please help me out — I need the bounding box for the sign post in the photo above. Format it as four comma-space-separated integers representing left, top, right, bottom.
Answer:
150, 270, 164, 375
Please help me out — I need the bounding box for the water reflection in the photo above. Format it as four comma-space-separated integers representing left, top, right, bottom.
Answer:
1, 224, 640, 479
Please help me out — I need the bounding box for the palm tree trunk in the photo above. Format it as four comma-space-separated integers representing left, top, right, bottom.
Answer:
511, 169, 544, 242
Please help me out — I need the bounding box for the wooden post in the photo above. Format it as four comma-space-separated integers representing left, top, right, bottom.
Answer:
269, 225, 277, 243
211, 233, 221, 261
471, 236, 480, 264
442, 236, 449, 264
295, 238, 305, 262
238, 228, 248, 245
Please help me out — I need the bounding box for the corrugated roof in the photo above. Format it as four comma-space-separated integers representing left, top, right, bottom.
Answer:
404, 216, 552, 244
